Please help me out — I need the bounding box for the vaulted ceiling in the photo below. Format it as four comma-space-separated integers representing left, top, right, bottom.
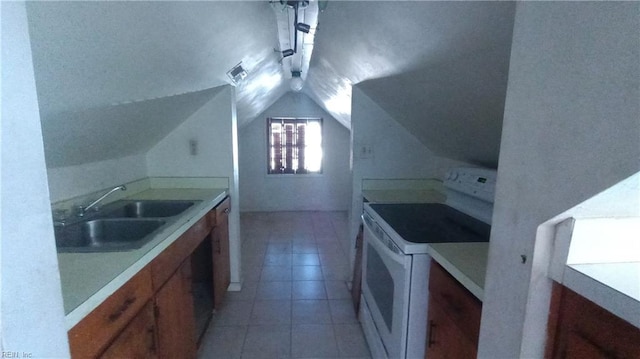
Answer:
26, 1, 515, 168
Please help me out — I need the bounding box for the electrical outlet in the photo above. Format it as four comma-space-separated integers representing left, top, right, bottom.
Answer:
358, 144, 373, 159
189, 139, 198, 156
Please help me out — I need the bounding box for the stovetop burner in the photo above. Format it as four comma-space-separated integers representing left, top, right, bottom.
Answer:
368, 203, 490, 244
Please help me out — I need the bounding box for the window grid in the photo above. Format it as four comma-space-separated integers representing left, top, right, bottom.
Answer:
267, 117, 322, 174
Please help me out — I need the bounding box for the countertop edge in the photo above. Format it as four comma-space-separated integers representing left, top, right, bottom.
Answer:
63, 189, 228, 329
427, 245, 485, 301
563, 265, 640, 329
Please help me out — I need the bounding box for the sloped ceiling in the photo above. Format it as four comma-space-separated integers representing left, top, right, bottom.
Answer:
357, 45, 512, 167
41, 87, 223, 167
26, 1, 286, 124
305, 1, 516, 130
26, 1, 516, 168
26, 1, 288, 168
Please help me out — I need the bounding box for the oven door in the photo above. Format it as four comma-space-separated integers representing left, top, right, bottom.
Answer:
361, 213, 412, 358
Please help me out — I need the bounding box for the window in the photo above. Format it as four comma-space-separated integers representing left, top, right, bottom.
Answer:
267, 117, 322, 174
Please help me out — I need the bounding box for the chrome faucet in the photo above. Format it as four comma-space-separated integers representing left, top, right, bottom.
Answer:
77, 185, 126, 217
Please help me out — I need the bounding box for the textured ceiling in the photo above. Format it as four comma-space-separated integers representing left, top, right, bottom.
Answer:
26, 1, 516, 168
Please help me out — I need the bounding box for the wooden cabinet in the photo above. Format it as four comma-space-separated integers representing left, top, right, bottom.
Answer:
426, 297, 477, 359
212, 196, 230, 308
67, 196, 233, 358
155, 260, 197, 359
68, 267, 153, 358
100, 302, 157, 359
425, 261, 482, 359
150, 213, 212, 290
546, 283, 640, 359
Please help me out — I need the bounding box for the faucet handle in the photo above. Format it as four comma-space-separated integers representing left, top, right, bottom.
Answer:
52, 209, 69, 226
75, 205, 87, 217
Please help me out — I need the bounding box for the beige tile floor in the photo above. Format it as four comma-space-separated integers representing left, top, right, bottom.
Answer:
197, 211, 371, 359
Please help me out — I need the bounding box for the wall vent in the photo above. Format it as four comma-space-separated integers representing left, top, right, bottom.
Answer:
227, 62, 248, 85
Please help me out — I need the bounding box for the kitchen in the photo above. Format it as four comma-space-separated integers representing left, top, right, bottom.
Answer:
2, 1, 639, 358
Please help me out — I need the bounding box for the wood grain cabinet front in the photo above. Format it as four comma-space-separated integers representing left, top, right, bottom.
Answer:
68, 266, 153, 358
425, 260, 482, 359
68, 197, 233, 358
546, 283, 640, 359
151, 214, 211, 290
99, 301, 158, 359
154, 260, 197, 359
212, 196, 231, 308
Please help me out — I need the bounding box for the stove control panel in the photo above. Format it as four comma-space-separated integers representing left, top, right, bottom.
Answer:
444, 167, 497, 203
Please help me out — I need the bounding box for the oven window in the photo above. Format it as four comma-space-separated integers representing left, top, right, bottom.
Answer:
366, 245, 394, 331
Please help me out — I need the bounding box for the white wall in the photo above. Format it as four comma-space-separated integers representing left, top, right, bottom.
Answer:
478, 2, 640, 358
147, 88, 234, 177
349, 86, 470, 257
357, 44, 513, 167
0, 2, 70, 356
238, 92, 351, 212
47, 154, 147, 203
147, 86, 243, 288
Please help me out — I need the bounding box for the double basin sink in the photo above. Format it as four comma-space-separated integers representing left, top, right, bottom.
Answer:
55, 200, 201, 253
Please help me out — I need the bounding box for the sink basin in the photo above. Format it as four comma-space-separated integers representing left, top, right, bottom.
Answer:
55, 219, 166, 252
100, 200, 197, 218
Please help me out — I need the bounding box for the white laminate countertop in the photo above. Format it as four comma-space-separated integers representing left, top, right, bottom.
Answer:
58, 187, 228, 329
564, 262, 640, 329
428, 242, 490, 301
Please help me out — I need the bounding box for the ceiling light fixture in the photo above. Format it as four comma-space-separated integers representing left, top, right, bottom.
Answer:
290, 71, 303, 92
271, 0, 318, 93
282, 49, 294, 58
283, 1, 312, 56
295, 23, 311, 34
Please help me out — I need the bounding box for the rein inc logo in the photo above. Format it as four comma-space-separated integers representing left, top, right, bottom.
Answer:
2, 352, 32, 358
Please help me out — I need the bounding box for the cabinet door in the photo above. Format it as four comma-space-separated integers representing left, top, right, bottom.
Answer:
68, 267, 153, 358
565, 331, 614, 359
100, 302, 157, 359
425, 295, 477, 359
212, 197, 231, 308
155, 261, 197, 359
547, 283, 640, 359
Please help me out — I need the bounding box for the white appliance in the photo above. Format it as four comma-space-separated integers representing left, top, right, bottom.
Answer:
360, 167, 497, 359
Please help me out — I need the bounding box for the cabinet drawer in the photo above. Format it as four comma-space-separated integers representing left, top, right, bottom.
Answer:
151, 214, 209, 290
68, 266, 153, 358
99, 301, 157, 359
428, 260, 482, 345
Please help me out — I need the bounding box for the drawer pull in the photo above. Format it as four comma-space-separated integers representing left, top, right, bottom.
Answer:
108, 296, 136, 322
147, 325, 157, 354
428, 320, 437, 347
223, 207, 230, 214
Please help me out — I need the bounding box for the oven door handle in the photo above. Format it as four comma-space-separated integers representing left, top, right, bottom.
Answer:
362, 214, 406, 266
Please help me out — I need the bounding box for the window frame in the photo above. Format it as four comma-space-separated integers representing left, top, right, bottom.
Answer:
266, 117, 323, 175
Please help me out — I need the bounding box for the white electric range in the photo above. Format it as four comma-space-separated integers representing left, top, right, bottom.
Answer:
360, 167, 497, 359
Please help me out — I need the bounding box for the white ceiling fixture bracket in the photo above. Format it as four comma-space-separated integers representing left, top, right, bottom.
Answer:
270, 0, 318, 92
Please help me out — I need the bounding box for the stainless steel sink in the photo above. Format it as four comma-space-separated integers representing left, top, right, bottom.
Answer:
100, 200, 197, 218
54, 199, 201, 253
55, 219, 166, 253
